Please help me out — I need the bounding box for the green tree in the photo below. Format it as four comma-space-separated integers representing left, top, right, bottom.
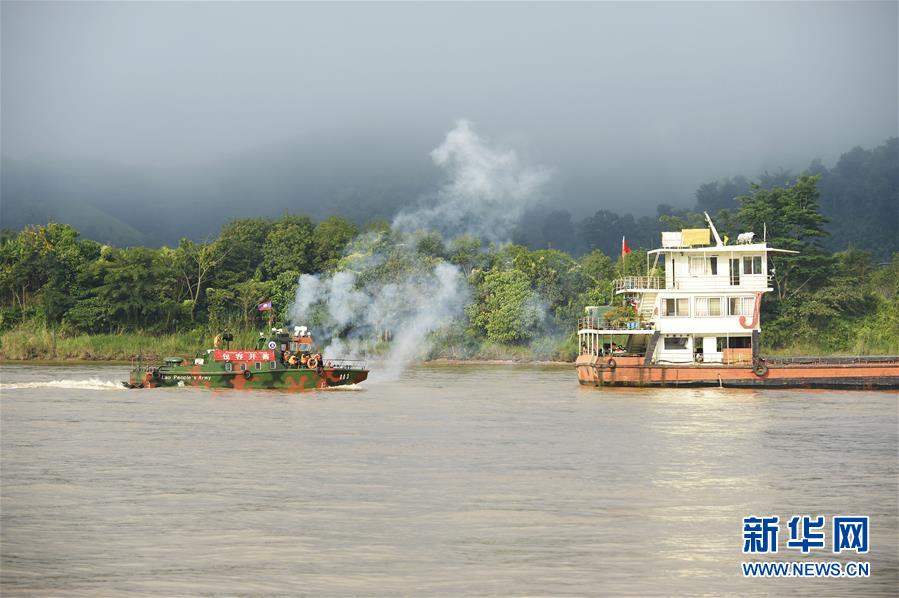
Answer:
233, 279, 270, 329
579, 250, 614, 286
448, 235, 483, 276
311, 216, 359, 271
94, 247, 166, 331
206, 287, 237, 332
504, 247, 591, 324
269, 270, 301, 323
578, 249, 615, 306
262, 215, 314, 278
737, 175, 831, 300
467, 269, 541, 344
211, 218, 273, 288
414, 231, 446, 259
174, 238, 233, 321
62, 297, 111, 334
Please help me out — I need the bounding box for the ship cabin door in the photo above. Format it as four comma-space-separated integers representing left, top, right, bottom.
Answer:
729, 258, 740, 286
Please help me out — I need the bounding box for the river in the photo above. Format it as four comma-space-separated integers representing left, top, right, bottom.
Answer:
1, 363, 897, 596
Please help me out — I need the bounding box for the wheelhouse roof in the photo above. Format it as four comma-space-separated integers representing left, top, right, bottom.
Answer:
647, 243, 798, 255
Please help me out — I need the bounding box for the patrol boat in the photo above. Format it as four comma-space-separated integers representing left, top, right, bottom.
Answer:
123, 326, 368, 390
576, 215, 899, 389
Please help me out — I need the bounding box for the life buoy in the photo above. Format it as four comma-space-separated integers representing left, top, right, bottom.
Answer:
151, 368, 161, 380
607, 358, 617, 370
243, 370, 252, 380
753, 360, 769, 377
307, 357, 319, 369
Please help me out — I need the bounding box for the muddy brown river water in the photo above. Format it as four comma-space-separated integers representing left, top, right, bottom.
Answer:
1, 363, 897, 595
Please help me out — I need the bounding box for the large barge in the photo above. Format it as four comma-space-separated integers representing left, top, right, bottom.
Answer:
576, 217, 899, 390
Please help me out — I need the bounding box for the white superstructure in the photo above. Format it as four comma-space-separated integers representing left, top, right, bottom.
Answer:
578, 217, 796, 365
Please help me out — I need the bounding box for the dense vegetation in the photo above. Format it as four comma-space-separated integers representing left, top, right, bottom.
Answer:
1, 174, 897, 361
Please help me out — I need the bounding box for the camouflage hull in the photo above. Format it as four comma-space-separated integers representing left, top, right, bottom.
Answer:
125, 364, 368, 391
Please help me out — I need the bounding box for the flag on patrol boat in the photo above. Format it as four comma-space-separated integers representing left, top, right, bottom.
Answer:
256, 301, 273, 311
621, 236, 631, 258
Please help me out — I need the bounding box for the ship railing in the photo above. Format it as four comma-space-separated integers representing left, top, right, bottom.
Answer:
578, 317, 653, 331
614, 276, 664, 293
578, 349, 645, 357
323, 358, 368, 370
762, 355, 899, 366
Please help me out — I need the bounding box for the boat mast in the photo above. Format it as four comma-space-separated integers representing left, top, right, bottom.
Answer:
703, 211, 724, 246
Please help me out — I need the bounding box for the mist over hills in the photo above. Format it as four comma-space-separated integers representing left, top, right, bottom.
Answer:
3, 2, 895, 252
1, 126, 439, 246
3, 134, 896, 261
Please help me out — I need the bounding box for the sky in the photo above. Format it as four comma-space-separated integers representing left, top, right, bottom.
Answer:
2, 1, 897, 241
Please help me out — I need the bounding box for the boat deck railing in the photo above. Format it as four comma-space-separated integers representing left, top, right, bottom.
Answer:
578, 317, 653, 331
614, 276, 664, 293
324, 358, 368, 370
763, 355, 899, 366
579, 350, 644, 358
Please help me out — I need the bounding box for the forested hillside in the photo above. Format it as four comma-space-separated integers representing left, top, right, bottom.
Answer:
1, 176, 896, 361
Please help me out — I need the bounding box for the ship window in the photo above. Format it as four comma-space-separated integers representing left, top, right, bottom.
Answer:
729, 259, 741, 285
743, 256, 763, 274
254, 362, 261, 371
269, 361, 277, 369
719, 336, 752, 349
664, 337, 689, 350
728, 296, 755, 316
694, 297, 722, 317
224, 362, 233, 372
240, 362, 247, 371
664, 298, 689, 316
689, 257, 706, 275
709, 256, 718, 275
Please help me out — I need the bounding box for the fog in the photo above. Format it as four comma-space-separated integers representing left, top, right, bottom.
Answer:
2, 1, 896, 244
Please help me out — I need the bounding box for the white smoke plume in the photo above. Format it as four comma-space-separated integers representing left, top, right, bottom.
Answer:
288, 120, 549, 380
393, 119, 550, 242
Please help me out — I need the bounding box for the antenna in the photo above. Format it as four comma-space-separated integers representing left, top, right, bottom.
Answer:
763, 222, 767, 243
703, 211, 724, 246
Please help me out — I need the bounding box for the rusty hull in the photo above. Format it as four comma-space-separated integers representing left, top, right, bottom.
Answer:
575, 355, 899, 390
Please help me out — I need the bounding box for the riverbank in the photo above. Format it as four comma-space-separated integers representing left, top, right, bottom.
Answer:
0, 328, 577, 364
0, 329, 254, 363
2, 327, 892, 364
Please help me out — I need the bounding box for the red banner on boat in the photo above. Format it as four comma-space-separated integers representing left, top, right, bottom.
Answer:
213, 350, 274, 362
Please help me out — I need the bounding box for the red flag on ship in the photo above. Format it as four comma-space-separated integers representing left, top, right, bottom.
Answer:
621, 236, 631, 258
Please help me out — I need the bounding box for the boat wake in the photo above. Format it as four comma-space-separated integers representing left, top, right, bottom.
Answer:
321, 384, 363, 391
0, 378, 123, 391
